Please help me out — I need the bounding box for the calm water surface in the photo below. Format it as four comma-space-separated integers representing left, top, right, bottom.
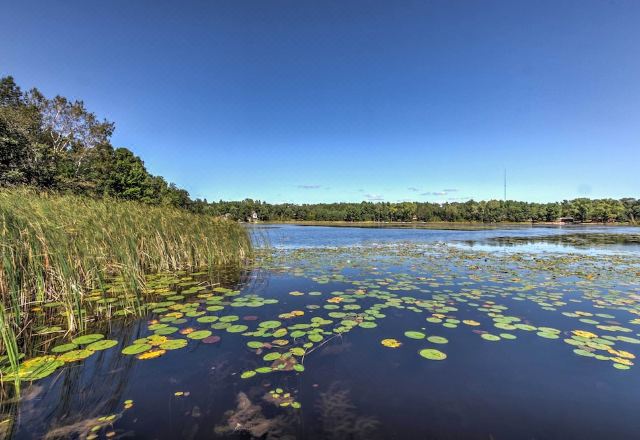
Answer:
4, 224, 640, 440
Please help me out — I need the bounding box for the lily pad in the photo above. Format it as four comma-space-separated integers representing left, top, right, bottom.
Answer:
404, 331, 426, 340
187, 330, 213, 340
226, 324, 249, 333
419, 349, 447, 361
86, 340, 118, 351
427, 336, 448, 344
159, 339, 188, 350
72, 334, 104, 345
58, 349, 95, 363
122, 344, 152, 355
259, 321, 282, 329
51, 343, 78, 353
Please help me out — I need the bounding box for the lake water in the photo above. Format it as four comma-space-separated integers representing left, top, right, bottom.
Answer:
3, 224, 640, 439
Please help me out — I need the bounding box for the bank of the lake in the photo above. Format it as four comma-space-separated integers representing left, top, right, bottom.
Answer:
260, 220, 635, 229
0, 189, 252, 378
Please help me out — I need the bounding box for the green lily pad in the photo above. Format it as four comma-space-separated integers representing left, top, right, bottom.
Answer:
405, 331, 426, 340
58, 349, 95, 362
187, 330, 213, 340
263, 352, 281, 361
86, 340, 118, 351
241, 370, 257, 379
197, 316, 219, 323
51, 343, 78, 353
226, 324, 249, 333
72, 334, 104, 345
159, 339, 188, 350
536, 332, 559, 340
427, 336, 448, 344
122, 344, 152, 355
259, 321, 282, 329
247, 341, 264, 349
419, 349, 447, 361
154, 326, 179, 335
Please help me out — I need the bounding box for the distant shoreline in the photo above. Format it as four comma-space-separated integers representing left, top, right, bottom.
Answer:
253, 220, 636, 230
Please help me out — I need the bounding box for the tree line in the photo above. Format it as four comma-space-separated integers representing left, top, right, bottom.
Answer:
196, 198, 639, 223
1, 76, 191, 208
1, 75, 638, 223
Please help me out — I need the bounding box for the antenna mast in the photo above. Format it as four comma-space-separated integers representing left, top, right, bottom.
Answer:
503, 168, 507, 201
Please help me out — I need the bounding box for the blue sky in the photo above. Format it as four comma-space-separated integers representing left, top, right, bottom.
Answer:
2, 0, 638, 203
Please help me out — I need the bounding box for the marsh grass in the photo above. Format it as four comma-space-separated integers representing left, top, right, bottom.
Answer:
0, 189, 252, 361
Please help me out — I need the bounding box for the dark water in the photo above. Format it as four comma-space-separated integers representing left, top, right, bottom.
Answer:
4, 224, 640, 440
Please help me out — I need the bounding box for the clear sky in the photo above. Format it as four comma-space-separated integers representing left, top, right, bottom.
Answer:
2, 0, 638, 203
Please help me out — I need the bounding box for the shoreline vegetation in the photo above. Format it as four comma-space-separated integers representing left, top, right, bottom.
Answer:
1, 75, 638, 226
0, 189, 251, 386
256, 220, 636, 229
210, 199, 639, 224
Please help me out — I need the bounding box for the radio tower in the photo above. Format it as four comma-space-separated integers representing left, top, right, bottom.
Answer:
503, 168, 507, 202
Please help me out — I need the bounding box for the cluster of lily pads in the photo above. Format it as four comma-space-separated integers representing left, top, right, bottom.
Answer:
2, 333, 118, 382
3, 242, 640, 388
264, 387, 301, 409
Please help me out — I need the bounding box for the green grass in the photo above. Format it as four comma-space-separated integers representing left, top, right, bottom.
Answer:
0, 189, 252, 361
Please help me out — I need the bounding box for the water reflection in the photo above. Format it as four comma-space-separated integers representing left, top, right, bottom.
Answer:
3, 225, 640, 439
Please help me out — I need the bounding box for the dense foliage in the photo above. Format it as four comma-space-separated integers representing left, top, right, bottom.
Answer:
0, 76, 191, 207
200, 198, 639, 224
1, 75, 637, 224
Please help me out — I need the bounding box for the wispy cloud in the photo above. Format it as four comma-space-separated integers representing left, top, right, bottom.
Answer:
421, 188, 459, 196
364, 193, 384, 201
407, 187, 420, 192
296, 184, 321, 189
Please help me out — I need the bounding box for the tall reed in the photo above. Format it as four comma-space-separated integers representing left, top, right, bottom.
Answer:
0, 189, 252, 352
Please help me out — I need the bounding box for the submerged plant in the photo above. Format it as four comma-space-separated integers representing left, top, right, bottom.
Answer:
314, 383, 380, 440
214, 392, 291, 439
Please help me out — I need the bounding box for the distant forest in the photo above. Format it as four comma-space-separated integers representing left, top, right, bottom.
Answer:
203, 198, 638, 224
1, 75, 638, 224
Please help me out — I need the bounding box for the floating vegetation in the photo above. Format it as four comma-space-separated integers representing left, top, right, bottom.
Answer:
4, 229, 640, 439
419, 348, 447, 361
136, 349, 166, 360
381, 339, 402, 348
264, 388, 302, 409
427, 336, 448, 344
404, 331, 426, 340
186, 330, 213, 340
5, 238, 640, 387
